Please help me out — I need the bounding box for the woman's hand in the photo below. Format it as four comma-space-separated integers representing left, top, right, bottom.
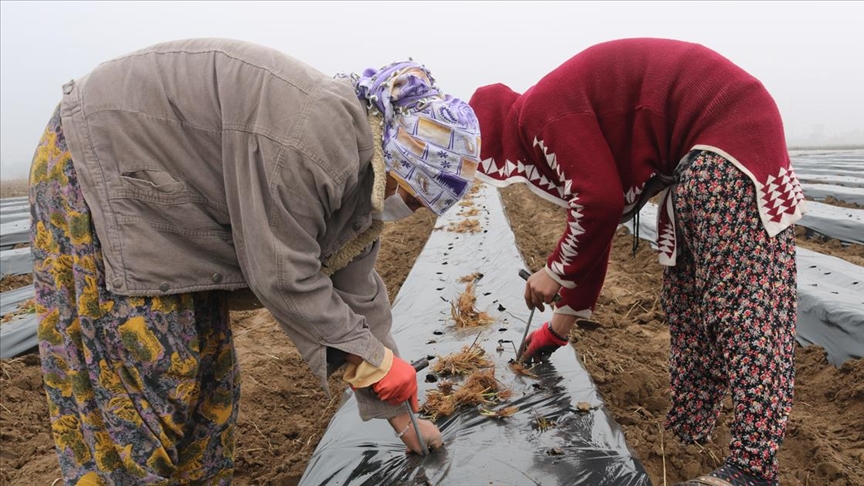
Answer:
524, 269, 561, 312
389, 413, 443, 454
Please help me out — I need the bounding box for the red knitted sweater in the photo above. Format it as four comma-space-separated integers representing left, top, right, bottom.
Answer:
470, 38, 804, 316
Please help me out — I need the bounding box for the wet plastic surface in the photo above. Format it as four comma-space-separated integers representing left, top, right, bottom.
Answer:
0, 285, 38, 359
0, 204, 29, 224
793, 150, 864, 205
300, 184, 651, 486
0, 197, 29, 248
0, 247, 32, 278
797, 248, 864, 365
0, 198, 37, 358
800, 184, 864, 206
0, 199, 32, 283
0, 219, 29, 250
798, 201, 863, 246
0, 197, 27, 205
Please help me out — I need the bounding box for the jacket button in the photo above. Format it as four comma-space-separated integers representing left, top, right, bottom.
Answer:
353, 220, 363, 231
159, 282, 170, 292
111, 278, 123, 288
211, 273, 223, 283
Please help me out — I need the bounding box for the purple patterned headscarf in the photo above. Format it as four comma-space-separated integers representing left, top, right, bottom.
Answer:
340, 61, 482, 215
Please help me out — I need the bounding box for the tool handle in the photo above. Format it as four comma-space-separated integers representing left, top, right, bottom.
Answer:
518, 270, 561, 303
516, 307, 535, 361
399, 356, 430, 455
411, 358, 430, 372
405, 402, 429, 455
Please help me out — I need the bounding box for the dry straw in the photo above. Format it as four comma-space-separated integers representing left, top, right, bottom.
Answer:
432, 345, 492, 376
457, 272, 483, 284
508, 360, 538, 378
445, 219, 482, 233
421, 367, 514, 421
450, 282, 494, 328
479, 405, 518, 419
1, 298, 36, 324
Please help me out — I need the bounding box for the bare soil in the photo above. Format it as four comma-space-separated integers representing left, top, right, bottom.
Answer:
1, 185, 862, 485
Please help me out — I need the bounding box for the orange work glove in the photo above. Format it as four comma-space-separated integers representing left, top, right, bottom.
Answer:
521, 321, 569, 363
371, 355, 419, 411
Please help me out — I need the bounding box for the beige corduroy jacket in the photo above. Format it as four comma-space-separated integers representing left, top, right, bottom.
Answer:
60, 38, 402, 419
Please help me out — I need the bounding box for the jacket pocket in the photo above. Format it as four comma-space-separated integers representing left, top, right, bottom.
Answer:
112, 170, 229, 236
120, 170, 186, 194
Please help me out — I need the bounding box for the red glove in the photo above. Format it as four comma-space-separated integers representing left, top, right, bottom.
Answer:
372, 355, 419, 411
521, 322, 569, 363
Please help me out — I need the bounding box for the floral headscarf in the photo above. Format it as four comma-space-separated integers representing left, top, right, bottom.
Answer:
340, 61, 481, 215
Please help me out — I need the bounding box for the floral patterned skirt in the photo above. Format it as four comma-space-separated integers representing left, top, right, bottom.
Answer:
662, 150, 796, 482
29, 106, 240, 485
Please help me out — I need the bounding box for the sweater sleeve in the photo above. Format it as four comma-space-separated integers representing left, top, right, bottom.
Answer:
226, 85, 388, 383
538, 114, 623, 315
237, 142, 386, 369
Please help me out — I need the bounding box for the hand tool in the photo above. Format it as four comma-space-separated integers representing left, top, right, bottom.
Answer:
406, 358, 430, 455
516, 269, 561, 360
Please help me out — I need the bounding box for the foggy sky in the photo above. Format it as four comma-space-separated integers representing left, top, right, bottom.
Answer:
2, 1, 863, 179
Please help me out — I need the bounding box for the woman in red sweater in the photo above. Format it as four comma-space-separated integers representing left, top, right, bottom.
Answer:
470, 38, 803, 486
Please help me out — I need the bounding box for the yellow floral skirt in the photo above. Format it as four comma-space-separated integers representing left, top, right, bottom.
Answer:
29, 106, 239, 485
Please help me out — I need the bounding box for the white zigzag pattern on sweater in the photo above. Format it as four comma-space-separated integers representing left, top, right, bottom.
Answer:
532, 139, 583, 277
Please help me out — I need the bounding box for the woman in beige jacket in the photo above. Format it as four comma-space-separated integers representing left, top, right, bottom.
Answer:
29, 38, 481, 484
